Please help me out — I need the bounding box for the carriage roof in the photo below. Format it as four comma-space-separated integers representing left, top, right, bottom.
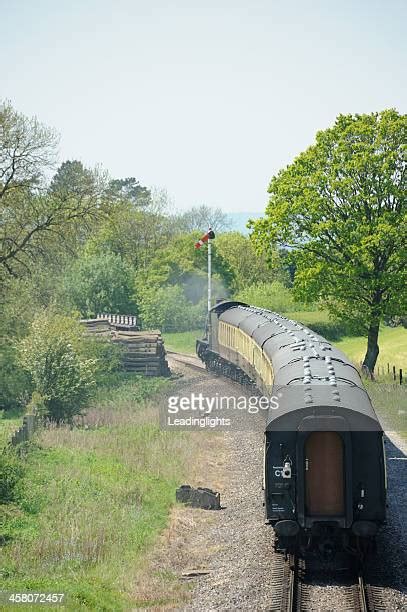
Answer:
211, 301, 381, 431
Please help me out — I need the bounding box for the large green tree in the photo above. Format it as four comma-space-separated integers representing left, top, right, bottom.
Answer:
136, 232, 234, 300
63, 251, 136, 318
0, 103, 107, 278
1, 102, 57, 277
215, 231, 282, 292
250, 110, 406, 373
106, 177, 151, 207
85, 203, 173, 269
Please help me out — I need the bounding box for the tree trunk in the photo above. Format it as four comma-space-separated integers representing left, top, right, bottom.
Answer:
362, 321, 380, 374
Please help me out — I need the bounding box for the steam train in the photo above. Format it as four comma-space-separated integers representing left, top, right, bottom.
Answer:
196, 301, 386, 560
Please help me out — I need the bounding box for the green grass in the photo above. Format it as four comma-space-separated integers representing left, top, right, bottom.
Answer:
364, 380, 407, 440
0, 375, 193, 611
334, 326, 407, 372
334, 327, 407, 437
163, 329, 202, 355
285, 310, 331, 325
286, 312, 407, 372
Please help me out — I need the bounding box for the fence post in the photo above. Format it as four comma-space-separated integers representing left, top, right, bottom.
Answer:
9, 414, 37, 447
25, 414, 36, 437
400, 369, 403, 385
387, 363, 390, 374
393, 365, 396, 381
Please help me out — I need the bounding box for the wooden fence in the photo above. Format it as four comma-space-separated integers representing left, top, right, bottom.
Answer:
9, 414, 39, 447
96, 313, 138, 329
374, 363, 404, 385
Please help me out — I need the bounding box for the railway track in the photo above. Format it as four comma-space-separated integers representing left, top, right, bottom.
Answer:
269, 553, 302, 611
344, 573, 386, 612
166, 350, 207, 372
167, 350, 391, 611
269, 553, 387, 611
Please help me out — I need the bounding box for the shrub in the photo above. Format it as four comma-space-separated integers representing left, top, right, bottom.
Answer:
0, 450, 24, 502
18, 312, 97, 423
81, 336, 124, 382
137, 285, 206, 332
0, 340, 32, 411
235, 281, 313, 313
62, 251, 136, 318
305, 320, 358, 341
383, 315, 407, 328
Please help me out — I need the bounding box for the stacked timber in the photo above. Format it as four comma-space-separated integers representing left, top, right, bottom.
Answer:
81, 318, 111, 336
80, 318, 170, 376
111, 330, 171, 376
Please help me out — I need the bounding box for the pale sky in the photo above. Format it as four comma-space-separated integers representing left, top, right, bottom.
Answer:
2, 0, 406, 213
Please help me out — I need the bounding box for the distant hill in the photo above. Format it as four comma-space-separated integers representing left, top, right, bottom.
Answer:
226, 211, 263, 235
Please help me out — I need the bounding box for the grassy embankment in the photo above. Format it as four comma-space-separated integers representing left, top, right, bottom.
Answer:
335, 327, 407, 374
163, 330, 201, 355
0, 374, 200, 610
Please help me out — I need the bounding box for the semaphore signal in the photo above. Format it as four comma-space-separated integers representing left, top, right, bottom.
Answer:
194, 228, 216, 314
194, 228, 215, 249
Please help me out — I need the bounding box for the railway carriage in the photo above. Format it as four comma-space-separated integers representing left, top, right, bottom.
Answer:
196, 301, 386, 560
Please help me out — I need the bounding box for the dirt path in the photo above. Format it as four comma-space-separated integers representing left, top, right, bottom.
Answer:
182, 429, 275, 610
